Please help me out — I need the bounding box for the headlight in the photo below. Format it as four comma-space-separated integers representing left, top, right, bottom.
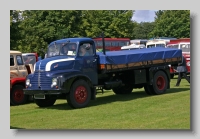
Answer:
52, 78, 57, 86
26, 79, 30, 86
186, 61, 190, 66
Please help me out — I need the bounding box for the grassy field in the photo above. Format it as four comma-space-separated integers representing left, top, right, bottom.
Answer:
10, 76, 190, 129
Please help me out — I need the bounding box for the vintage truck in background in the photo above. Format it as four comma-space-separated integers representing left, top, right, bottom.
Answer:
166, 38, 190, 78
10, 50, 34, 105
23, 35, 182, 109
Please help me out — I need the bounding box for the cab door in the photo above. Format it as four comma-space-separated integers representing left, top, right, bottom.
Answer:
10, 54, 28, 79
10, 54, 19, 79
16, 55, 28, 78
78, 42, 98, 85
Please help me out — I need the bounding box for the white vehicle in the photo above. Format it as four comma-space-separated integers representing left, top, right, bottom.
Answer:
130, 39, 148, 45
166, 38, 190, 54
146, 39, 170, 48
121, 44, 145, 50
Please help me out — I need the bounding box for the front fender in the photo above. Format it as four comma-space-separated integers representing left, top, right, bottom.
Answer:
48, 70, 93, 93
10, 77, 26, 86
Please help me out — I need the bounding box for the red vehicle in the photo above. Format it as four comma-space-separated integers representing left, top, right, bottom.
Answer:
93, 38, 130, 52
166, 38, 190, 78
10, 52, 39, 105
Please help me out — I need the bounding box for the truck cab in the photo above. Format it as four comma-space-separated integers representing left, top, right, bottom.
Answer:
10, 50, 31, 105
10, 51, 28, 80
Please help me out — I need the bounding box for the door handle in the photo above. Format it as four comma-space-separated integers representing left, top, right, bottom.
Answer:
93, 59, 97, 62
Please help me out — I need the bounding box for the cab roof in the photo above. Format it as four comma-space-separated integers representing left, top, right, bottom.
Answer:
49, 38, 93, 45
10, 50, 22, 54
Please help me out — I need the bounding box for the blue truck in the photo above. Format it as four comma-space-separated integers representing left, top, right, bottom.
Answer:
23, 36, 182, 109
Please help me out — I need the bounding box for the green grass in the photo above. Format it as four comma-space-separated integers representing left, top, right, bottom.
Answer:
10, 75, 190, 129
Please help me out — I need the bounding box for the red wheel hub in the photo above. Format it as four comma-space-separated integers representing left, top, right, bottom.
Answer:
13, 89, 24, 102
74, 86, 88, 103
156, 76, 165, 90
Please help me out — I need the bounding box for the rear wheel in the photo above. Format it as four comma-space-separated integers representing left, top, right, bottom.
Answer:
66, 79, 91, 109
112, 84, 133, 94
152, 71, 168, 95
10, 85, 28, 105
35, 96, 56, 107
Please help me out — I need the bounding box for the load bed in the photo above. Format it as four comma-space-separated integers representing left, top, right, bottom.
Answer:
97, 47, 182, 72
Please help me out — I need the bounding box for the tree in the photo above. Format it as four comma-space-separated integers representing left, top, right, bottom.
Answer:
133, 22, 155, 39
149, 10, 190, 38
154, 10, 164, 20
18, 10, 83, 56
81, 10, 135, 38
10, 10, 23, 50
12, 10, 136, 56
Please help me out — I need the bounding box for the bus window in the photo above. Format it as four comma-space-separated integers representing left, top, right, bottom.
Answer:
119, 41, 126, 46
112, 41, 118, 47
93, 38, 130, 51
105, 41, 111, 47
97, 41, 103, 47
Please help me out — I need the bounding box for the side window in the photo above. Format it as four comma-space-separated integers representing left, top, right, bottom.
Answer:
79, 43, 93, 56
16, 55, 24, 65
10, 55, 14, 66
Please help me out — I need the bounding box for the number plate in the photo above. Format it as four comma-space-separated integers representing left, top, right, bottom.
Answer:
34, 94, 45, 99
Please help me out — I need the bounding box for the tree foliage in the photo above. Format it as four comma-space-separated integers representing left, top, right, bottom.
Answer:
10, 10, 23, 50
12, 10, 134, 56
133, 22, 155, 39
18, 10, 84, 55
149, 10, 190, 38
10, 10, 191, 57
81, 10, 135, 38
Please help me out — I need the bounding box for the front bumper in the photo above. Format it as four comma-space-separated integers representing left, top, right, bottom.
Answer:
23, 89, 63, 95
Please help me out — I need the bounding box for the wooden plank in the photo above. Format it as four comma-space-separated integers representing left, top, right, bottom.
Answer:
101, 57, 182, 71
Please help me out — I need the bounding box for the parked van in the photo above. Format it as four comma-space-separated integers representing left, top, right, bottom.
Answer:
121, 44, 145, 50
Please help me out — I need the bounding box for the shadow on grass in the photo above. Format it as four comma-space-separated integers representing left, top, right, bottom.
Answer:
10, 101, 34, 107
10, 126, 25, 129
40, 87, 190, 110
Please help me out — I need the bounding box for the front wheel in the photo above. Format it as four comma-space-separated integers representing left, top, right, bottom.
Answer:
66, 79, 91, 109
152, 71, 168, 95
10, 85, 28, 105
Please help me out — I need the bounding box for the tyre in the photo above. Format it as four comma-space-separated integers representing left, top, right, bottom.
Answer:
112, 84, 133, 94
66, 79, 91, 109
144, 84, 154, 95
34, 96, 56, 107
152, 71, 168, 95
10, 85, 28, 105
